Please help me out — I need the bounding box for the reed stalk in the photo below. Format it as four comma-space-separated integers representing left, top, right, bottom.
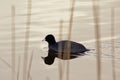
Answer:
66, 0, 75, 80
111, 7, 116, 80
27, 50, 34, 80
23, 0, 32, 80
92, 0, 101, 80
17, 55, 21, 80
58, 20, 64, 80
0, 57, 12, 68
11, 5, 16, 80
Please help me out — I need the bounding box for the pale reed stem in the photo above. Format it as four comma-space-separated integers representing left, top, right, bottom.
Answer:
17, 56, 21, 80
27, 50, 34, 80
66, 0, 75, 80
111, 7, 116, 80
23, 0, 32, 80
58, 20, 63, 80
92, 0, 101, 80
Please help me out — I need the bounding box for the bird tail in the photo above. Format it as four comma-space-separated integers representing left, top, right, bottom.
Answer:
87, 49, 95, 51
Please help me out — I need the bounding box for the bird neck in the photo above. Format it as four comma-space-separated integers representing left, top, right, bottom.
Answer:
48, 39, 56, 45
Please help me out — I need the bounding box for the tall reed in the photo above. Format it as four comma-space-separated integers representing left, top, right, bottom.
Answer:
27, 50, 34, 80
92, 0, 101, 80
11, 5, 16, 80
0, 57, 12, 68
66, 0, 75, 80
111, 7, 116, 80
58, 20, 63, 80
23, 0, 32, 80
17, 55, 21, 80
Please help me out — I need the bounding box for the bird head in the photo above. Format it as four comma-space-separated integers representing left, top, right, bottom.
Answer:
45, 34, 56, 45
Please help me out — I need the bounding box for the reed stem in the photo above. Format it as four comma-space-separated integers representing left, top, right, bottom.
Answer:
17, 55, 21, 80
66, 0, 75, 80
111, 7, 116, 80
58, 20, 63, 80
27, 50, 34, 80
92, 0, 101, 80
23, 0, 32, 80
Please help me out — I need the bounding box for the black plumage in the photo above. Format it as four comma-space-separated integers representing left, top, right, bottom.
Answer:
42, 34, 90, 65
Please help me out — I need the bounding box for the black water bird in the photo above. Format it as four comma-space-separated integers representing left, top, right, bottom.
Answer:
42, 34, 90, 65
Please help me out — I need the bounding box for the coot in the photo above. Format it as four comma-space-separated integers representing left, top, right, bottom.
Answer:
42, 34, 90, 65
